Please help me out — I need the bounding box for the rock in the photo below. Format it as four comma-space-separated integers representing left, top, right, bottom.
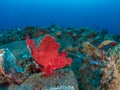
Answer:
17, 27, 22, 31
55, 33, 75, 50
0, 48, 24, 85
0, 36, 43, 60
79, 54, 120, 90
104, 34, 114, 41
110, 44, 120, 73
0, 48, 23, 74
66, 46, 79, 54
0, 74, 9, 84
113, 34, 120, 42
0, 34, 3, 38
98, 40, 116, 49
94, 34, 103, 41
82, 42, 97, 57
80, 27, 97, 38
47, 25, 62, 32
22, 54, 30, 59
8, 69, 79, 90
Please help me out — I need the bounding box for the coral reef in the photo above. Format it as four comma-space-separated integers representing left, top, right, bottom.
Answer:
0, 25, 120, 90
79, 55, 120, 90
110, 44, 120, 73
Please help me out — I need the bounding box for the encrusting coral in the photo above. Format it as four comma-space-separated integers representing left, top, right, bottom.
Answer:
26, 35, 72, 75
82, 42, 97, 56
82, 40, 117, 59
98, 40, 116, 49
79, 39, 120, 90
110, 43, 120, 73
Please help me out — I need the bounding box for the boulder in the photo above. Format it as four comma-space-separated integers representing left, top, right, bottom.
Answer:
8, 69, 79, 90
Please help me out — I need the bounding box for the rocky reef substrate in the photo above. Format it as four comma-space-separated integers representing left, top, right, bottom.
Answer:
0, 25, 120, 90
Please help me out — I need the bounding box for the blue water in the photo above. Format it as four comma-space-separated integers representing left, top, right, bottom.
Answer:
0, 0, 120, 34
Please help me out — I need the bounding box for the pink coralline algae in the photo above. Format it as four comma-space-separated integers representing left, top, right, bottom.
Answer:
26, 35, 72, 75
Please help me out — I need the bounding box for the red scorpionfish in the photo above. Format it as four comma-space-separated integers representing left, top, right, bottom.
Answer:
26, 35, 72, 75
